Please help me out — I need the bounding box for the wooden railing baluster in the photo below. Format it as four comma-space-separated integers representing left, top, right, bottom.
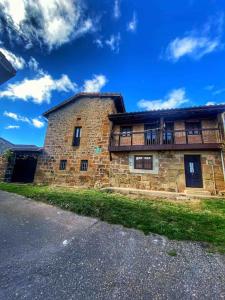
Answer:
110, 128, 222, 148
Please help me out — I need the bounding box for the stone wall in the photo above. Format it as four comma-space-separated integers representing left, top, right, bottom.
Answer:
35, 96, 117, 187
0, 155, 7, 181
109, 150, 225, 194
35, 98, 225, 193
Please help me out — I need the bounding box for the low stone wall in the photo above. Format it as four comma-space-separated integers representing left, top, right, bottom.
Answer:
109, 150, 225, 194
0, 155, 7, 181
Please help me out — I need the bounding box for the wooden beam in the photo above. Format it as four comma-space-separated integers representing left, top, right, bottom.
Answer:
109, 143, 222, 152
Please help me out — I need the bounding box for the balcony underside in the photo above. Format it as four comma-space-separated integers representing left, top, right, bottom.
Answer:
109, 143, 223, 152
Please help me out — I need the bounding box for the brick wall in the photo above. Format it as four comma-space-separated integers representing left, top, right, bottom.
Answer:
35, 96, 116, 187
109, 151, 225, 194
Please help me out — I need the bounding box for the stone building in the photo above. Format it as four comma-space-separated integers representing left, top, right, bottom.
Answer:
35, 93, 124, 187
0, 138, 42, 183
1, 92, 225, 195
34, 92, 225, 195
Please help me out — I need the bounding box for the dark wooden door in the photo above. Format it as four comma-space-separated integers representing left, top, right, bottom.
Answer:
184, 155, 203, 188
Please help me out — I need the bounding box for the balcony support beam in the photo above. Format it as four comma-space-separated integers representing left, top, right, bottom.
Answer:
109, 143, 222, 152
160, 117, 164, 145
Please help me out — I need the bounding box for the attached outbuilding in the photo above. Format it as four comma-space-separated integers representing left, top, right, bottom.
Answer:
0, 138, 42, 183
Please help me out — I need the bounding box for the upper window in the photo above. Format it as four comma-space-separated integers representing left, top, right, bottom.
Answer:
120, 126, 132, 137
59, 160, 67, 170
186, 122, 201, 135
80, 160, 88, 171
134, 156, 153, 170
73, 127, 82, 146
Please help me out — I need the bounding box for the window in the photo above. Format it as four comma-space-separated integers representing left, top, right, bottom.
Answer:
59, 160, 67, 170
186, 122, 201, 135
134, 156, 153, 170
80, 160, 88, 171
73, 127, 82, 146
120, 126, 132, 137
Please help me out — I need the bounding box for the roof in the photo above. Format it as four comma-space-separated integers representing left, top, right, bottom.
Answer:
0, 137, 14, 154
0, 51, 16, 85
0, 137, 42, 154
43, 92, 125, 117
109, 104, 225, 123
11, 145, 43, 152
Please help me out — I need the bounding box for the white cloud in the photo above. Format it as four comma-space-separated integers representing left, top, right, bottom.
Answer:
32, 118, 44, 128
95, 34, 121, 52
167, 37, 220, 61
205, 85, 215, 91
166, 15, 224, 61
127, 12, 137, 32
213, 88, 225, 96
113, 0, 121, 19
0, 47, 25, 69
5, 125, 20, 129
83, 74, 107, 92
27, 57, 42, 73
3, 111, 45, 128
105, 33, 121, 53
0, 73, 77, 104
205, 85, 225, 95
3, 111, 30, 123
206, 101, 216, 106
94, 38, 103, 48
0, 47, 44, 74
0, 0, 95, 50
138, 88, 189, 110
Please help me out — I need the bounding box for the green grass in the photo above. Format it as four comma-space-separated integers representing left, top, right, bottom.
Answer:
0, 182, 225, 253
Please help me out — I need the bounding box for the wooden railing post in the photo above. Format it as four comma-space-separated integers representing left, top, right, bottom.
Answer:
110, 127, 221, 149
160, 117, 164, 145
201, 129, 204, 144
185, 130, 188, 144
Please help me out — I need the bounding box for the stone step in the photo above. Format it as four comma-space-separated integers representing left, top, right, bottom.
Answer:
184, 189, 211, 196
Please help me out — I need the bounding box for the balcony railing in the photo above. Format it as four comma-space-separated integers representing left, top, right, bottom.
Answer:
109, 128, 223, 151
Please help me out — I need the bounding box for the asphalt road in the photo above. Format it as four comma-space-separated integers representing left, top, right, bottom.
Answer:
0, 190, 225, 300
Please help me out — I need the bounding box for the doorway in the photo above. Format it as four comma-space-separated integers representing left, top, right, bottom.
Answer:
11, 156, 37, 183
184, 155, 203, 188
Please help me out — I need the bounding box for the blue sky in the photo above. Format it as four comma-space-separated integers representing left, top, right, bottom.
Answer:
0, 0, 225, 146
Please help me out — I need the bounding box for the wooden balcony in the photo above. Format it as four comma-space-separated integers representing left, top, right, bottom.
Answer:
109, 128, 223, 152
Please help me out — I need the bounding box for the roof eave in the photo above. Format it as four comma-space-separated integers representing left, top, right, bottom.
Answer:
109, 104, 225, 121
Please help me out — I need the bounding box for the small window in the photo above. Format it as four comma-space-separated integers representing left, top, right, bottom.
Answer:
73, 127, 82, 146
59, 160, 67, 170
80, 160, 88, 171
134, 156, 153, 170
120, 126, 132, 137
186, 122, 201, 135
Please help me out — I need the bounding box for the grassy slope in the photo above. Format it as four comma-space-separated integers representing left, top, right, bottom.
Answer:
0, 182, 225, 252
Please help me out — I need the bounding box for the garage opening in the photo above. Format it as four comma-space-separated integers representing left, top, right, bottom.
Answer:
11, 156, 37, 183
